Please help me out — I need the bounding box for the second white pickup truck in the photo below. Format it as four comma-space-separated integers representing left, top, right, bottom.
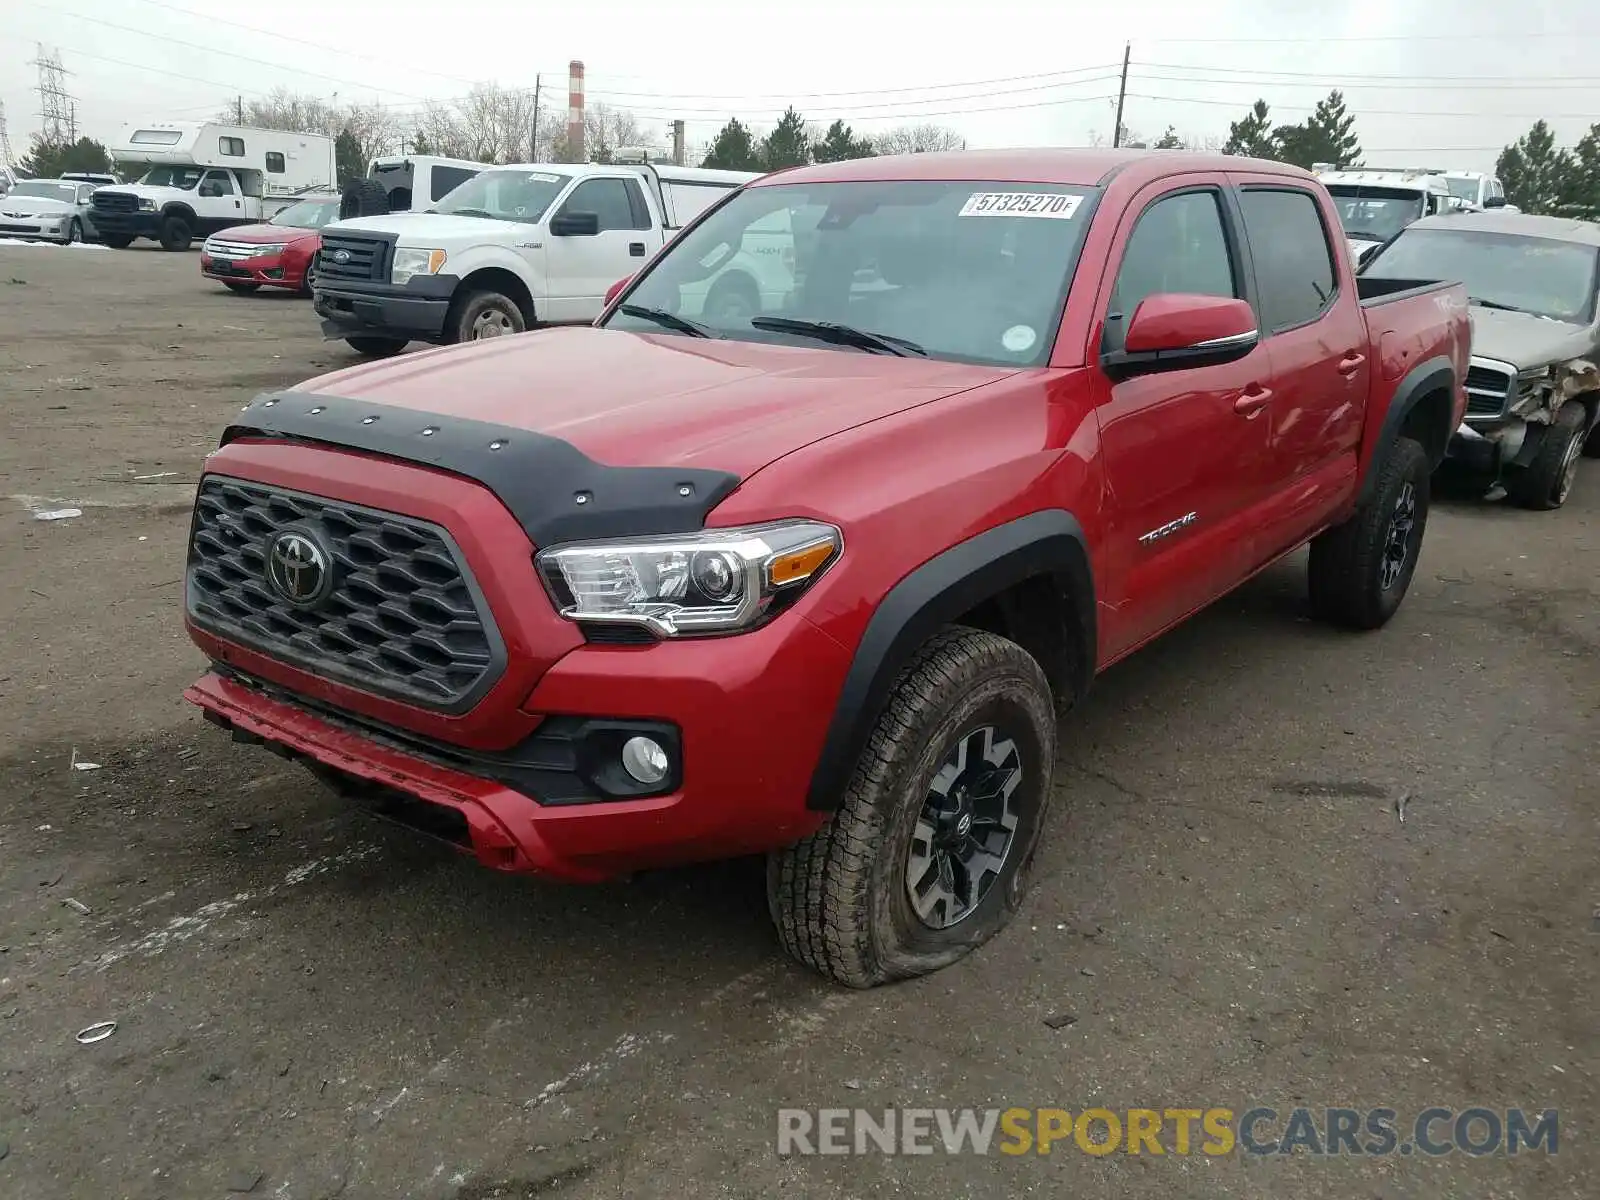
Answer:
312, 160, 759, 357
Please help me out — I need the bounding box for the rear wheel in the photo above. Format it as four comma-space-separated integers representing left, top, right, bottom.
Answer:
223, 281, 260, 294
450, 290, 526, 344
1308, 435, 1430, 630
158, 215, 192, 252
767, 627, 1058, 988
344, 336, 407, 358
101, 233, 134, 249
1507, 402, 1586, 509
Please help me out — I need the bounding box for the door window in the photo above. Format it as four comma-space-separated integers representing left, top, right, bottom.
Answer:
1237, 188, 1338, 332
1106, 189, 1237, 353
560, 178, 645, 232
198, 171, 235, 198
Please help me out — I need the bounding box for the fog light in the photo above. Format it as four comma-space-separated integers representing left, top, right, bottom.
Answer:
620, 735, 670, 785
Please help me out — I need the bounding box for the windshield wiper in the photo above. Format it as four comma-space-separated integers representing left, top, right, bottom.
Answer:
441, 207, 497, 219
1468, 296, 1535, 314
616, 304, 717, 338
749, 316, 926, 357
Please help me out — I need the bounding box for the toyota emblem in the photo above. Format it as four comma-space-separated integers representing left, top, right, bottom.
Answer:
265, 531, 332, 605
332, 248, 352, 264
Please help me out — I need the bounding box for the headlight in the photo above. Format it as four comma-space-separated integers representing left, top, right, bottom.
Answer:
254, 243, 286, 256
138, 198, 156, 212
392, 247, 447, 285
536, 520, 842, 637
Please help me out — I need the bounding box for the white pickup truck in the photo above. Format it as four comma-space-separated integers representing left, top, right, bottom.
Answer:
312, 160, 759, 357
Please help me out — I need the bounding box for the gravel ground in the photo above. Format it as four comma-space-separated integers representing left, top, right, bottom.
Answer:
0, 244, 1595, 1199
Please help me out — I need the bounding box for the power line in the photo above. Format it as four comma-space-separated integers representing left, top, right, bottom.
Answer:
1137, 60, 1600, 86
1123, 91, 1600, 120
1135, 67, 1600, 92
1137, 29, 1600, 43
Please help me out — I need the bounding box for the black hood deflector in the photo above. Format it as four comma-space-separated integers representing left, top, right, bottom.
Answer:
222, 391, 742, 548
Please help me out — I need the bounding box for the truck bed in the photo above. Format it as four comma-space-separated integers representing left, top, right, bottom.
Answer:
1356, 276, 1454, 306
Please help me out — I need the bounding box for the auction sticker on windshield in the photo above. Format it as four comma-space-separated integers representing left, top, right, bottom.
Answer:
960, 192, 1082, 219
525, 172, 563, 183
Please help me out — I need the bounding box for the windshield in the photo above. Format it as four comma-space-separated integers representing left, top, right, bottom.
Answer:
139, 166, 204, 190
1327, 186, 1426, 243
600, 179, 1098, 366
428, 168, 569, 222
10, 181, 77, 202
269, 197, 342, 229
1365, 227, 1600, 324
1445, 177, 1481, 203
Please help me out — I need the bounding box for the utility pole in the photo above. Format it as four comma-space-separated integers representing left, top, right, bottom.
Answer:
236, 95, 244, 124
1112, 41, 1130, 149
0, 101, 16, 173
672, 119, 685, 167
530, 74, 541, 162
31, 44, 75, 145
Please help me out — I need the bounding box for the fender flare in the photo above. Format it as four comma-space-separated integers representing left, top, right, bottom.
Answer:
805, 509, 1094, 811
1357, 355, 1455, 507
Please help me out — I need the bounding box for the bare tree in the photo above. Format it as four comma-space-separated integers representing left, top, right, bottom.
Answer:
873, 123, 966, 156
341, 100, 400, 166
550, 101, 650, 163
222, 88, 400, 164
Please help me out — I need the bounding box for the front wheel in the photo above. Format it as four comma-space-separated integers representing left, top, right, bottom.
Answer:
1308, 435, 1430, 630
101, 233, 134, 249
767, 627, 1058, 988
158, 215, 192, 252
449, 290, 526, 344
1507, 403, 1586, 509
65, 218, 83, 245
344, 336, 407, 358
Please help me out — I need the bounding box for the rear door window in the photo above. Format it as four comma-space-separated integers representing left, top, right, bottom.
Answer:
1237, 187, 1338, 332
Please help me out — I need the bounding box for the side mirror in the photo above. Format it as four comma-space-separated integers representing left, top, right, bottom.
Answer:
1104, 294, 1259, 377
1483, 195, 1507, 209
550, 210, 600, 236
604, 275, 633, 306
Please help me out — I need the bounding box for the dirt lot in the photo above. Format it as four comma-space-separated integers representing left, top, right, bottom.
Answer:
0, 244, 1595, 1199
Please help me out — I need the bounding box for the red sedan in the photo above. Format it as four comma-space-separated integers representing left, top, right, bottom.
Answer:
199, 194, 341, 296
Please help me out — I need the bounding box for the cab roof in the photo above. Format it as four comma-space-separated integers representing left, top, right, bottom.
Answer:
753, 148, 1315, 188
1408, 210, 1600, 246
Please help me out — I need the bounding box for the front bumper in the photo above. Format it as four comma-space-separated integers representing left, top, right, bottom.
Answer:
202, 250, 304, 289
313, 276, 457, 342
186, 596, 849, 880
90, 210, 162, 239
0, 216, 69, 241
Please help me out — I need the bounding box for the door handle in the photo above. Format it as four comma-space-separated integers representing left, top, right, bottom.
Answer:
629, 242, 646, 257
1234, 385, 1272, 416
1337, 351, 1366, 376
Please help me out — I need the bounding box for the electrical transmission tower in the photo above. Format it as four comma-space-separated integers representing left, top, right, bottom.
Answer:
0, 101, 18, 171
31, 44, 77, 144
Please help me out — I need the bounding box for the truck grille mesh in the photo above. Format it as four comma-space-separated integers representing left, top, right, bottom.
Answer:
91, 191, 138, 213
186, 477, 502, 711
1465, 362, 1514, 417
316, 233, 388, 282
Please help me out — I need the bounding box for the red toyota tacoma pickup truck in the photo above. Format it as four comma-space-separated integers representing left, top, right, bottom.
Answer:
183, 151, 1469, 987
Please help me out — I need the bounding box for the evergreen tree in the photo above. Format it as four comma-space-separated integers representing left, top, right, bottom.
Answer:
812, 119, 876, 163
1497, 120, 1574, 214
760, 107, 811, 170
334, 128, 365, 186
1554, 123, 1600, 219
1151, 126, 1185, 150
701, 118, 760, 171
1222, 100, 1277, 159
18, 135, 114, 179
1272, 92, 1361, 171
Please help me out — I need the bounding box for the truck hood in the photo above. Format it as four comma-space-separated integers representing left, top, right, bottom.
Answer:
289, 326, 1015, 478
1468, 306, 1597, 370
1, 195, 73, 216
328, 213, 528, 244
208, 222, 320, 245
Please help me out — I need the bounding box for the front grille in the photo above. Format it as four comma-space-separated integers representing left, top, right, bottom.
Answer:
316, 234, 387, 282
1465, 359, 1514, 418
0, 223, 47, 234
186, 477, 504, 713
205, 239, 277, 258
91, 191, 138, 213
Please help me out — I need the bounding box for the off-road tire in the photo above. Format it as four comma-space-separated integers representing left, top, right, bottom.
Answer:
339, 177, 389, 221
449, 290, 526, 344
1308, 435, 1430, 630
1507, 402, 1586, 509
158, 215, 192, 252
344, 336, 407, 358
767, 627, 1058, 988
223, 281, 260, 294
101, 233, 134, 249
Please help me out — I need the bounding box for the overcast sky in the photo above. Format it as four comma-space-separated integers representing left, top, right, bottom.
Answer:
5, 0, 1599, 173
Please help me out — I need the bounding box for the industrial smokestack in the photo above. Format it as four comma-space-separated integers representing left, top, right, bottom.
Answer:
567, 60, 585, 163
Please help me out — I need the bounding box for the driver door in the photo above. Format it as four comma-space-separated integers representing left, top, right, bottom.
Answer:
197, 169, 240, 227
542, 176, 654, 323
